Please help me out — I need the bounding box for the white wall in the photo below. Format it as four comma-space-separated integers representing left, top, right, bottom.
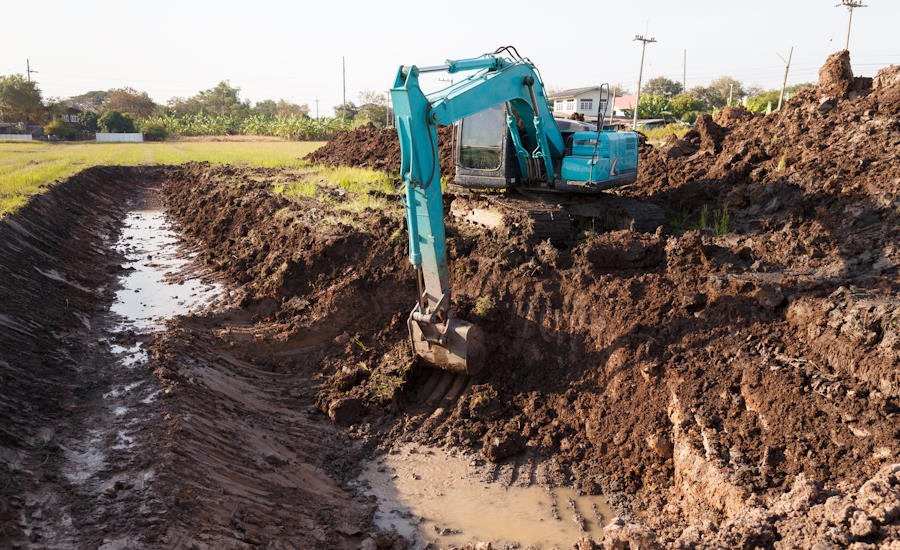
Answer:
552, 91, 615, 118
0, 134, 32, 141
96, 133, 144, 143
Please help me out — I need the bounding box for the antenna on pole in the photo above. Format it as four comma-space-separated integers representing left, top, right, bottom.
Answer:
836, 0, 867, 51
632, 34, 657, 130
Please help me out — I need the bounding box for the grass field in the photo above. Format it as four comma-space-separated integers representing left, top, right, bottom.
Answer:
0, 140, 324, 216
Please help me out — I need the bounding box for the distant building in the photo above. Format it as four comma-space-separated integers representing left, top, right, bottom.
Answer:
549, 87, 612, 119
60, 106, 82, 123
548, 88, 642, 121
613, 95, 637, 117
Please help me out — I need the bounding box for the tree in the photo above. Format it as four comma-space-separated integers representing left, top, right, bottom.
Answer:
636, 94, 671, 119
642, 77, 683, 99
0, 74, 43, 123
80, 110, 100, 132
334, 101, 358, 120
195, 81, 249, 116
688, 77, 746, 110
668, 93, 706, 120
356, 90, 389, 126
253, 99, 309, 118
44, 119, 78, 139
253, 99, 278, 117
103, 87, 158, 117
98, 110, 135, 133
276, 99, 308, 117
709, 76, 745, 106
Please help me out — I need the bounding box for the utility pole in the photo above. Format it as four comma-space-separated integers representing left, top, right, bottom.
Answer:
777, 46, 794, 111
632, 34, 656, 130
315, 99, 319, 121
837, 1, 867, 51
682, 49, 687, 93
728, 84, 734, 107
341, 56, 346, 120
26, 59, 38, 82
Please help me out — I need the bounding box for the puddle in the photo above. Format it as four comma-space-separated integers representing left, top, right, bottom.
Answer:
360, 444, 613, 549
111, 209, 220, 331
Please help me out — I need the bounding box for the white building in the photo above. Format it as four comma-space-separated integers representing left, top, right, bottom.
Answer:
549, 87, 611, 119
549, 87, 637, 121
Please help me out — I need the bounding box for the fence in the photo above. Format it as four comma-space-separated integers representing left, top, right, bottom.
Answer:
96, 133, 144, 143
0, 134, 33, 141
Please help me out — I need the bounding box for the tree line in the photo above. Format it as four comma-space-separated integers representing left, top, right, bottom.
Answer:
626, 76, 814, 122
0, 75, 391, 140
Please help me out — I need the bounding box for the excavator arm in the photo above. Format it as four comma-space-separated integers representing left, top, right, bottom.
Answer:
390, 53, 562, 374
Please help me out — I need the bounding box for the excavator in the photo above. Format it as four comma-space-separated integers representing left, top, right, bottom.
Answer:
390, 47, 659, 376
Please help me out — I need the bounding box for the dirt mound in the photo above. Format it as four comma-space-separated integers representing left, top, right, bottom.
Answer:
305, 122, 455, 176
637, 53, 900, 211
714, 105, 754, 126
819, 50, 855, 97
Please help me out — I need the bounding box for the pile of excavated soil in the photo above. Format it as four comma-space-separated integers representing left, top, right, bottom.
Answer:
305, 122, 455, 176
164, 131, 897, 550
153, 53, 899, 547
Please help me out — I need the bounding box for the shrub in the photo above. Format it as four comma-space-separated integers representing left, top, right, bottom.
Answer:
98, 110, 135, 133
44, 119, 78, 140
140, 120, 168, 141
681, 110, 701, 124
80, 110, 99, 132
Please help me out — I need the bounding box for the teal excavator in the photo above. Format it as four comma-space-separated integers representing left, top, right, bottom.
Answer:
391, 47, 648, 375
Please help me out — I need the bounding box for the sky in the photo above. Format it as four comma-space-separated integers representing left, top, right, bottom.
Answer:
3, 0, 898, 116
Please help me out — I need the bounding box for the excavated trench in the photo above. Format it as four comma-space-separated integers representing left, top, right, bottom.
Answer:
1, 54, 899, 550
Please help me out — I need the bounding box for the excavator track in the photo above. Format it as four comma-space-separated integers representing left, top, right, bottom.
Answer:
449, 188, 667, 244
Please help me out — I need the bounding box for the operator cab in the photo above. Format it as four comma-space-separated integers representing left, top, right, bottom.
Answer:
453, 105, 632, 192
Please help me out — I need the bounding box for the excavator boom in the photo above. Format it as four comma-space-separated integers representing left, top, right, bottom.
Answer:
391, 50, 640, 373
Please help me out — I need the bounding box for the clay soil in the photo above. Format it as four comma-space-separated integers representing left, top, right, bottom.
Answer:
1, 52, 898, 549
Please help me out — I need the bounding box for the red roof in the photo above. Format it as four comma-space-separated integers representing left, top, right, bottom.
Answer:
614, 95, 636, 109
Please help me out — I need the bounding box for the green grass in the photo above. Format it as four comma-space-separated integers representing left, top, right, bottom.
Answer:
641, 123, 691, 145
273, 165, 398, 226
0, 140, 324, 216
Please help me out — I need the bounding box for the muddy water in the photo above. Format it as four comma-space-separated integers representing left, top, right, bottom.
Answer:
360, 444, 613, 549
112, 209, 220, 331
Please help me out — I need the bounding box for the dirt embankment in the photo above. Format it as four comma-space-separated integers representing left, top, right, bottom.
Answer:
306, 122, 456, 176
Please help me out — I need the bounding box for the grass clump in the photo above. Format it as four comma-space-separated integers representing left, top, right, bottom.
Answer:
776, 152, 787, 172
474, 295, 495, 317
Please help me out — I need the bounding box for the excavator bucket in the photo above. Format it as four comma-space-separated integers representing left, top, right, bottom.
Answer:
408, 315, 485, 375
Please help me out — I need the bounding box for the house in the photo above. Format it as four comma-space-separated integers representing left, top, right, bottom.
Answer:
60, 106, 82, 124
549, 87, 613, 120
613, 95, 636, 117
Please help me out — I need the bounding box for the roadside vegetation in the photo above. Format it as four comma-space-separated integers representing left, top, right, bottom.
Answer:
623, 76, 815, 126
0, 141, 323, 216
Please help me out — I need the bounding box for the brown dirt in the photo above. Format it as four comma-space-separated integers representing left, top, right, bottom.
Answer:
305, 122, 455, 176
2, 52, 899, 549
